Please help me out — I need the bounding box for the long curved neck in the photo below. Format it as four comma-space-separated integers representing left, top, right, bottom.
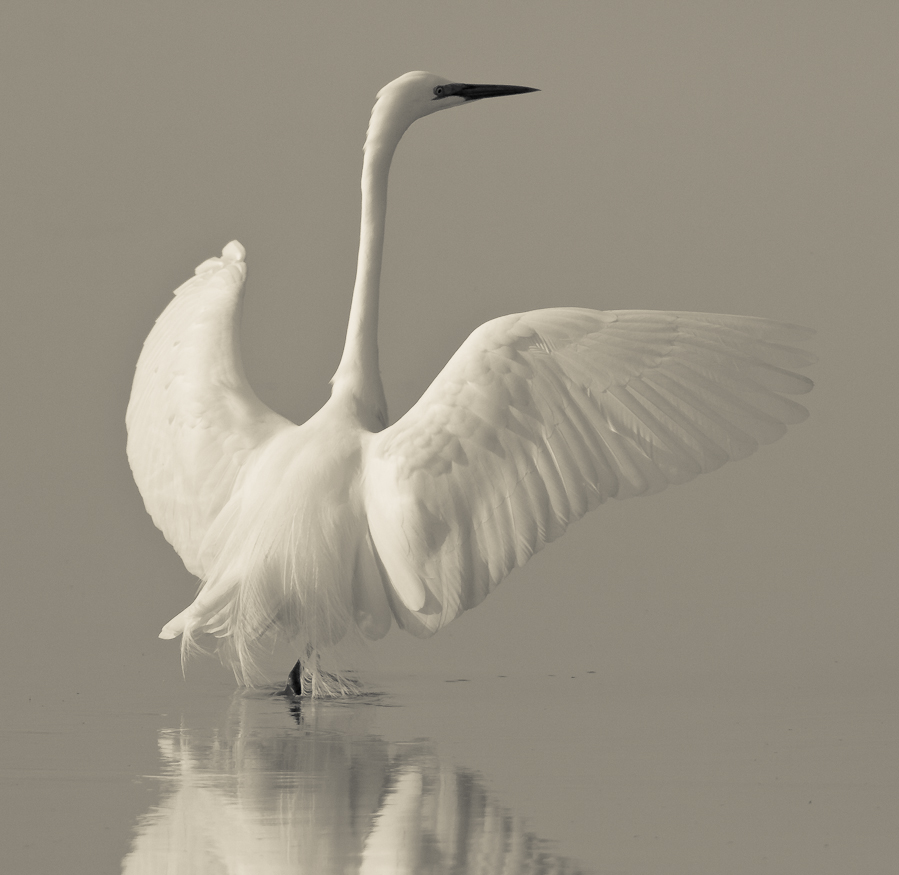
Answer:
331, 100, 410, 430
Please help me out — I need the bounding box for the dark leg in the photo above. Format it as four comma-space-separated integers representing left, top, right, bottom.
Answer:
285, 659, 304, 697
283, 644, 315, 698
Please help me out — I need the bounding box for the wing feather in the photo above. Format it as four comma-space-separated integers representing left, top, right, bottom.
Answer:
364, 308, 813, 635
126, 242, 292, 576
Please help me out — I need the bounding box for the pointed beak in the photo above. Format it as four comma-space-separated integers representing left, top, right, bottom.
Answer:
454, 83, 539, 101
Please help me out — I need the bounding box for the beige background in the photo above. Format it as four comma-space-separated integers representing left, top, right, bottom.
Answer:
1, 2, 896, 697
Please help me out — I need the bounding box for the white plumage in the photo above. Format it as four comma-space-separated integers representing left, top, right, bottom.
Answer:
126, 72, 813, 694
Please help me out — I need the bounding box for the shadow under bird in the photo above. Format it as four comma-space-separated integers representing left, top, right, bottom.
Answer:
126, 71, 814, 697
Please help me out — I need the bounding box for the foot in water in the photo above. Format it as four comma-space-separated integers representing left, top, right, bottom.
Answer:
282, 649, 361, 698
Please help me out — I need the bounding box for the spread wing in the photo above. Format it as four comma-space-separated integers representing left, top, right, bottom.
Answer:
126, 242, 292, 577
364, 308, 814, 636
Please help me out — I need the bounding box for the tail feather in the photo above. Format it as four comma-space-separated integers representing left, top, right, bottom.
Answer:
160, 485, 367, 688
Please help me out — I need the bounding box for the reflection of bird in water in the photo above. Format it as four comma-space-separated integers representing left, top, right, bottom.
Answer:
120, 695, 586, 874
126, 71, 814, 695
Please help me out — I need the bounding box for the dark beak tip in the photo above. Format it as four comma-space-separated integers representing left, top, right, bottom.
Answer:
458, 83, 541, 101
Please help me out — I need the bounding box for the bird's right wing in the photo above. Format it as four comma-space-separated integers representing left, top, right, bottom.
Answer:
126, 242, 293, 577
364, 308, 814, 636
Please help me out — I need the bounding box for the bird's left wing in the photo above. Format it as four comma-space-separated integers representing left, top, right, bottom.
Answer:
363, 308, 814, 636
126, 242, 293, 577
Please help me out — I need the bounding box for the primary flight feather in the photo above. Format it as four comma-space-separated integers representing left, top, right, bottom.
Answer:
126, 72, 813, 695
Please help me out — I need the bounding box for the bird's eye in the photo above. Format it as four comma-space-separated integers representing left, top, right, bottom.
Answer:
433, 86, 444, 97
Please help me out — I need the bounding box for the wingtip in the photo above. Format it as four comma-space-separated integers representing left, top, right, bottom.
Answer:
222, 240, 246, 263
193, 241, 246, 276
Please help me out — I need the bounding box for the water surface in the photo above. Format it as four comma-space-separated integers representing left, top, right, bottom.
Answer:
1, 668, 896, 873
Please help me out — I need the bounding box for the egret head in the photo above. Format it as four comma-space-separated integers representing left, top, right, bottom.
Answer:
369, 71, 538, 145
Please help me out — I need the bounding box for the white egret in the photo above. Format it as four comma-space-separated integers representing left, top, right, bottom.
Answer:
127, 71, 813, 696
